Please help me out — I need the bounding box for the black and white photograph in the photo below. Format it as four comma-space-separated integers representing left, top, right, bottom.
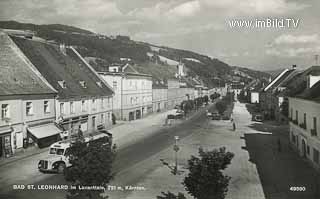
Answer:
0, 0, 320, 199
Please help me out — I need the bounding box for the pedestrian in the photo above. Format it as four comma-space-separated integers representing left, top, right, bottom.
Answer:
112, 113, 116, 125
233, 122, 236, 131
277, 138, 281, 152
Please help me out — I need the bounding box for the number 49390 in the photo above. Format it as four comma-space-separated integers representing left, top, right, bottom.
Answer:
289, 186, 306, 191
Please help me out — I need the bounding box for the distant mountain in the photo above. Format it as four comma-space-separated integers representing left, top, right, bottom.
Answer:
0, 20, 270, 88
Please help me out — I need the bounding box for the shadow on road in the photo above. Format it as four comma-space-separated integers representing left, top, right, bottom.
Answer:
241, 130, 320, 199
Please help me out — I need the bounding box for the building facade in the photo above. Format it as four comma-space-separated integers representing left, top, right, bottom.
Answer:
11, 35, 114, 139
289, 96, 320, 169
99, 64, 152, 121
152, 86, 168, 112
0, 32, 58, 157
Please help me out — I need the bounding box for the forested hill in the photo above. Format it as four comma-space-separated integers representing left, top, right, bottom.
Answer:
0, 20, 270, 87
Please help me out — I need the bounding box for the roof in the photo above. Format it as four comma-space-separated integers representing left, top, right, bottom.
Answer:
0, 32, 57, 96
285, 66, 320, 97
296, 80, 320, 102
263, 68, 297, 92
11, 36, 113, 99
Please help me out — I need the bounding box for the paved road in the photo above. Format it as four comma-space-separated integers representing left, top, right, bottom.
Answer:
0, 105, 209, 199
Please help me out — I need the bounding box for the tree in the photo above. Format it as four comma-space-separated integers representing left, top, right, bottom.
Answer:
157, 191, 187, 199
64, 136, 116, 199
215, 101, 227, 115
280, 99, 288, 117
183, 147, 234, 199
203, 95, 209, 105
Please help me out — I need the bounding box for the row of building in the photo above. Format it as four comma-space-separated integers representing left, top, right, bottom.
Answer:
245, 65, 320, 170
0, 31, 211, 158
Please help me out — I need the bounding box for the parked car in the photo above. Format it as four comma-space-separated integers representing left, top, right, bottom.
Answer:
252, 114, 263, 122
175, 109, 184, 119
211, 112, 221, 120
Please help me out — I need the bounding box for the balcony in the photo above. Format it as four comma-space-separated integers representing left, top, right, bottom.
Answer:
299, 123, 306, 130
311, 129, 317, 136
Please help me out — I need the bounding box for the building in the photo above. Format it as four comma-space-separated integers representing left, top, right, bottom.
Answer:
260, 66, 298, 120
11, 36, 114, 138
289, 68, 320, 169
0, 32, 58, 157
99, 64, 153, 121
250, 91, 260, 104
152, 81, 168, 112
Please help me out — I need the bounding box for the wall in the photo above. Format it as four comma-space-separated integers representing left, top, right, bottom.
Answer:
289, 97, 320, 169
100, 74, 122, 118
250, 92, 259, 103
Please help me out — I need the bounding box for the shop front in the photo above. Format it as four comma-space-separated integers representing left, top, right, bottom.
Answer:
27, 123, 62, 148
0, 128, 13, 158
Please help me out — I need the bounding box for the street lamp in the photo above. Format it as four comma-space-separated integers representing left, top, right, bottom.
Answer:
173, 136, 180, 175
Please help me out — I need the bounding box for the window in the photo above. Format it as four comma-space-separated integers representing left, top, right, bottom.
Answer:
130, 97, 134, 105
313, 148, 319, 164
79, 81, 87, 88
107, 112, 110, 121
107, 97, 110, 108
58, 80, 67, 89
70, 102, 75, 114
60, 103, 65, 115
92, 116, 96, 129
113, 81, 117, 90
26, 102, 33, 116
295, 110, 298, 122
92, 99, 96, 110
304, 113, 307, 127
44, 101, 50, 114
290, 108, 293, 118
1, 104, 9, 118
314, 117, 317, 130
96, 81, 102, 88
101, 99, 104, 109
101, 114, 104, 123
81, 100, 86, 112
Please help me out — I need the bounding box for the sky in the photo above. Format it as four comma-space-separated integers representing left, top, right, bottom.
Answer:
0, 0, 319, 71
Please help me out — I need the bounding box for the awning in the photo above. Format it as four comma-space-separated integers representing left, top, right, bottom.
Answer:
27, 123, 62, 139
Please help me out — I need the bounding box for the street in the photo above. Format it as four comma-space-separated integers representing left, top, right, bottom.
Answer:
0, 101, 319, 199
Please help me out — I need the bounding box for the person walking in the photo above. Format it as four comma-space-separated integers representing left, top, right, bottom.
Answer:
277, 138, 281, 152
233, 122, 236, 131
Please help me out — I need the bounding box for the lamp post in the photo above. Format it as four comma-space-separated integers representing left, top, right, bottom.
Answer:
173, 136, 180, 175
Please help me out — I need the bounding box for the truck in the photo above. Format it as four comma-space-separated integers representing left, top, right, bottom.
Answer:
38, 130, 112, 173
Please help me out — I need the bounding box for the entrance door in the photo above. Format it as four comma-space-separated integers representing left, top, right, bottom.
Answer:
129, 112, 134, 121
302, 139, 307, 158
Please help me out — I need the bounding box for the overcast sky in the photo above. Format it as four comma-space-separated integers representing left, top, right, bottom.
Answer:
0, 0, 319, 71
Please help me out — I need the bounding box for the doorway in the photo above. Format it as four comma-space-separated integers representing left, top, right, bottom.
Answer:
302, 139, 307, 158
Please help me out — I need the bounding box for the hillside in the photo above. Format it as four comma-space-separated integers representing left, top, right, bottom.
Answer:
0, 20, 270, 88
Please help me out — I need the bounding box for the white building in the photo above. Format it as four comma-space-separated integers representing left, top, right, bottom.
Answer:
289, 67, 320, 169
99, 64, 153, 121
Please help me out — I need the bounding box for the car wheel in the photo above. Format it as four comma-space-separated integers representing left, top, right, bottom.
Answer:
58, 163, 66, 174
